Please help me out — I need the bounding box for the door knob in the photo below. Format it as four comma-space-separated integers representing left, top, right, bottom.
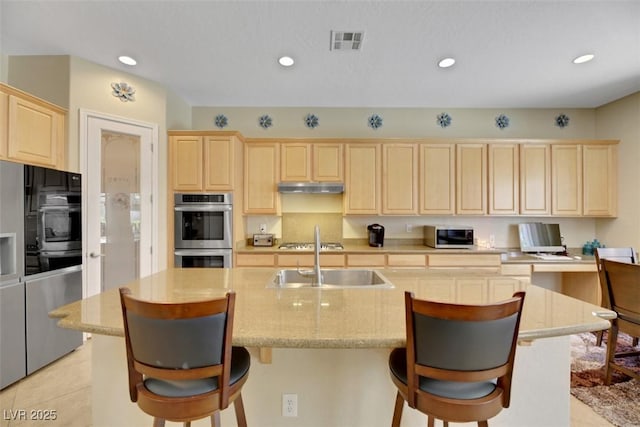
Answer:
89, 252, 105, 258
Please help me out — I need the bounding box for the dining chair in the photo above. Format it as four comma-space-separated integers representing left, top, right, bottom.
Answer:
389, 291, 526, 427
119, 288, 250, 427
601, 259, 640, 385
594, 247, 639, 347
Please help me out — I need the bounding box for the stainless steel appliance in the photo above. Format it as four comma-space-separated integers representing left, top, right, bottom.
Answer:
0, 160, 82, 389
424, 225, 474, 249
174, 193, 233, 268
253, 233, 275, 247
367, 224, 385, 247
174, 249, 232, 268
1, 160, 26, 389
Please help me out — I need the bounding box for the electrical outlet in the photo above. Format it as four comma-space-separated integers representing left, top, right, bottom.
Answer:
282, 393, 298, 417
405, 224, 413, 233
259, 223, 267, 233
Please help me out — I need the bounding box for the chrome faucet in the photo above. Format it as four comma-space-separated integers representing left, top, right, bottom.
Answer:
296, 224, 322, 286
313, 224, 322, 286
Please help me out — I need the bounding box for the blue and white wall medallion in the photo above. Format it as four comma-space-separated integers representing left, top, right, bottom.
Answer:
368, 114, 383, 130
305, 114, 319, 129
214, 114, 228, 129
259, 115, 273, 129
555, 114, 570, 128
436, 112, 452, 128
495, 114, 510, 130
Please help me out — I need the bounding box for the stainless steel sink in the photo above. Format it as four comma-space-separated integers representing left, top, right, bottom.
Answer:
267, 269, 394, 289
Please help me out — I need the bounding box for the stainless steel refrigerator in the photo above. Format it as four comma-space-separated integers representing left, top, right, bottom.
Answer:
0, 160, 83, 389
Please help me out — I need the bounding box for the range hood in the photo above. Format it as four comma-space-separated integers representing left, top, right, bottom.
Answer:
277, 182, 344, 194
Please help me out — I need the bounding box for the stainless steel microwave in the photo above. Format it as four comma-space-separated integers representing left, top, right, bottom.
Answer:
424, 225, 474, 249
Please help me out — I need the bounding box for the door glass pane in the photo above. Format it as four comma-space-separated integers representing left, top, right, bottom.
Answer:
101, 131, 141, 291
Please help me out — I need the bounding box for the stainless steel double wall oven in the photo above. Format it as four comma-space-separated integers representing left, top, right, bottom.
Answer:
174, 193, 233, 268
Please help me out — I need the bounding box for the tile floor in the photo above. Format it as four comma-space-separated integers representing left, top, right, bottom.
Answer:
0, 338, 612, 427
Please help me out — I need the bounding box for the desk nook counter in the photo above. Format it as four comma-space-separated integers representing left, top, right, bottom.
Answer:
51, 268, 614, 427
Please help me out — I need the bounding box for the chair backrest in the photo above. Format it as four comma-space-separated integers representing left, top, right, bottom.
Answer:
594, 247, 636, 309
404, 291, 526, 408
119, 288, 236, 406
601, 259, 640, 325
595, 247, 637, 268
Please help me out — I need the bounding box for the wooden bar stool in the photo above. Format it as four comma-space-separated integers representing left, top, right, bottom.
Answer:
389, 291, 525, 427
601, 259, 640, 385
119, 288, 250, 427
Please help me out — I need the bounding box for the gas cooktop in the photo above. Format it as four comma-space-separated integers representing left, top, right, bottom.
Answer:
278, 242, 344, 251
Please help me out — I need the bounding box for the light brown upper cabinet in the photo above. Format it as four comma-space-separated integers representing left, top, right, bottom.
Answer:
382, 144, 418, 215
313, 143, 343, 182
0, 89, 7, 159
280, 142, 343, 182
488, 143, 519, 215
344, 143, 380, 214
582, 144, 617, 217
169, 132, 239, 191
419, 144, 455, 215
552, 144, 582, 216
456, 144, 487, 215
244, 142, 279, 214
519, 143, 551, 215
1, 83, 66, 169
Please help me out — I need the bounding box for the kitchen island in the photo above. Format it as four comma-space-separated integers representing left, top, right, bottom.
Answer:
51, 268, 613, 427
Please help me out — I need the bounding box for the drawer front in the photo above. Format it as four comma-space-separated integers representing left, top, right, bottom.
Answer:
346, 254, 386, 267
277, 254, 314, 267
387, 254, 427, 267
235, 253, 276, 267
501, 264, 532, 276
428, 254, 501, 267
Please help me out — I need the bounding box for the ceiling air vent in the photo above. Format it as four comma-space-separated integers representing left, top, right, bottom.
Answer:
330, 31, 364, 51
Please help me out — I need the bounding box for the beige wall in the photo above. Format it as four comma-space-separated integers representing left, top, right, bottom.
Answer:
192, 106, 596, 139
595, 92, 640, 249
7, 55, 70, 108
166, 89, 192, 130
0, 52, 8, 83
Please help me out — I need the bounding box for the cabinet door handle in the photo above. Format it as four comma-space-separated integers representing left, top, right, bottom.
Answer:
89, 252, 105, 258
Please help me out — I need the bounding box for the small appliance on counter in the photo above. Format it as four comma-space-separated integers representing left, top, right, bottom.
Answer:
367, 224, 385, 247
253, 233, 275, 247
424, 225, 474, 249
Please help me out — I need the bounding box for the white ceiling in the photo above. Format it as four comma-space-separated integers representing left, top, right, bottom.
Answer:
1, 1, 639, 108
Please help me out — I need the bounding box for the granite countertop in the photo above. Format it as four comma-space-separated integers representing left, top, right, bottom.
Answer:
51, 268, 613, 348
237, 240, 597, 264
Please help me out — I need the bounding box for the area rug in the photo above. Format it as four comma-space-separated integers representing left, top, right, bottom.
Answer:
570, 332, 640, 427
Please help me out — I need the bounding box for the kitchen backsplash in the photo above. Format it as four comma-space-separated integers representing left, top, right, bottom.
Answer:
245, 214, 598, 249
282, 213, 343, 243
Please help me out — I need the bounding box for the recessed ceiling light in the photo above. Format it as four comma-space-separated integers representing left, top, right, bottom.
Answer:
438, 57, 456, 68
278, 56, 295, 67
118, 55, 137, 66
573, 54, 595, 64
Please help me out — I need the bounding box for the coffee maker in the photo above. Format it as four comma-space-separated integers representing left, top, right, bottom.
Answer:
367, 224, 385, 247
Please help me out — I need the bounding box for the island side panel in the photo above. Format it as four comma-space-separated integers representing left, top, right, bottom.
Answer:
92, 335, 570, 427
